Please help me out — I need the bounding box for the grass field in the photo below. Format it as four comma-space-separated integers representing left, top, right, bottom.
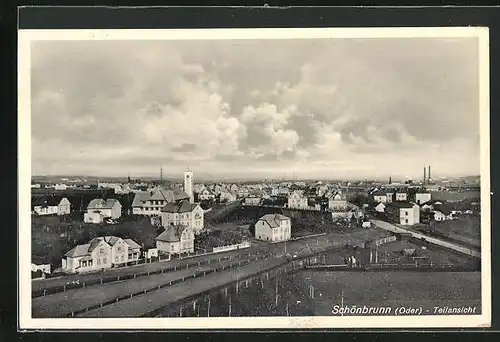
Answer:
32, 215, 159, 267
172, 270, 481, 317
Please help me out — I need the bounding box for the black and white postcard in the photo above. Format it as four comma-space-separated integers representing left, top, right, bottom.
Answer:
18, 27, 491, 329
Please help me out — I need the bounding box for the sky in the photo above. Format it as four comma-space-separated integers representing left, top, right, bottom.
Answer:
30, 37, 481, 181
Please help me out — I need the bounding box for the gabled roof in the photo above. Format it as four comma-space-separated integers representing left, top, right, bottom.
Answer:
161, 200, 199, 213
150, 186, 190, 202
124, 238, 141, 250
87, 198, 121, 210
258, 213, 291, 228
32, 195, 68, 208
372, 191, 387, 196
328, 191, 346, 200
386, 201, 416, 209
155, 225, 190, 242
131, 191, 150, 207
65, 244, 91, 258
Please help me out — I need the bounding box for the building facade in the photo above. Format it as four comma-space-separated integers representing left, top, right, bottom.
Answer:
156, 225, 195, 255
385, 202, 420, 226
62, 236, 141, 273
254, 213, 292, 242
160, 200, 205, 234
288, 191, 308, 209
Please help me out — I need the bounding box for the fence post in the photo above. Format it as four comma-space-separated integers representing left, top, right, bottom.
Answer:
117, 276, 120, 281
43, 289, 46, 296
63, 285, 66, 292
101, 278, 103, 285
83, 282, 85, 289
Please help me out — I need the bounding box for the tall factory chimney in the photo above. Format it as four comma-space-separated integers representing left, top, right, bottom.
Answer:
428, 165, 431, 183
389, 177, 392, 184
423, 167, 426, 185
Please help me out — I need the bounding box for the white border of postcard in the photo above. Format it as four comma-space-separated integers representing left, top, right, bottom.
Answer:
18, 27, 491, 330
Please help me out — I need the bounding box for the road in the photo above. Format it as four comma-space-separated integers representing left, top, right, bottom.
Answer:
69, 228, 388, 317
32, 253, 269, 318
370, 219, 481, 258
32, 247, 264, 296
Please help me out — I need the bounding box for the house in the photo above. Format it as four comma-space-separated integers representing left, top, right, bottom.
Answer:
32, 196, 71, 216
373, 191, 388, 203
386, 192, 394, 203
385, 201, 420, 226
144, 248, 158, 260
161, 200, 204, 234
433, 204, 456, 221
328, 191, 348, 211
219, 189, 237, 202
362, 221, 371, 228
395, 190, 408, 202
61, 236, 141, 273
421, 200, 444, 211
199, 188, 216, 201
245, 195, 262, 206
156, 225, 194, 256
31, 263, 51, 277
254, 214, 292, 242
375, 202, 386, 213
131, 186, 190, 216
288, 191, 308, 209
54, 183, 68, 191
415, 190, 432, 205
84, 198, 122, 223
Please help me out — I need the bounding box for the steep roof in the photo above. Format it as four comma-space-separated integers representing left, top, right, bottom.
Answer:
386, 201, 416, 209
131, 191, 150, 207
150, 186, 190, 202
155, 225, 190, 242
32, 195, 67, 208
124, 239, 141, 250
258, 213, 291, 228
65, 244, 91, 258
161, 200, 199, 213
87, 198, 121, 210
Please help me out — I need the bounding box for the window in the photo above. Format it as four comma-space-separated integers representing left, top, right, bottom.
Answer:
97, 258, 101, 265
405, 211, 408, 216
103, 257, 107, 264
115, 256, 119, 262
117, 247, 123, 252
405, 219, 408, 224
100, 248, 105, 254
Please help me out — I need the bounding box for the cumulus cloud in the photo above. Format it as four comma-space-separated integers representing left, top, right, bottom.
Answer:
30, 38, 481, 179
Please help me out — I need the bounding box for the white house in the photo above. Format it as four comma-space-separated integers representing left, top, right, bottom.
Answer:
395, 190, 408, 202
373, 192, 388, 203
328, 192, 348, 211
288, 191, 308, 209
32, 196, 71, 216
386, 192, 394, 203
254, 213, 292, 242
244, 195, 262, 206
84, 198, 122, 223
375, 202, 386, 213
62, 236, 141, 273
415, 191, 432, 205
385, 202, 420, 226
219, 189, 237, 202
199, 188, 216, 201
156, 225, 195, 256
131, 186, 190, 216
160, 200, 204, 234
54, 183, 68, 191
31, 263, 51, 275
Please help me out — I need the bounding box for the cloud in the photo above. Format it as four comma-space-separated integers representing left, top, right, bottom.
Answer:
30, 38, 481, 179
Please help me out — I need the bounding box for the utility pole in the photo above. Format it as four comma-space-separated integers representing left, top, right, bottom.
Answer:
228, 296, 232, 317
207, 297, 211, 317
275, 277, 279, 307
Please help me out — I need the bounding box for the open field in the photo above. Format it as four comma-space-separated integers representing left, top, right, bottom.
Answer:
169, 270, 481, 317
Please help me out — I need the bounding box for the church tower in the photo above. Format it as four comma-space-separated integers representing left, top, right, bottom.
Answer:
184, 169, 194, 203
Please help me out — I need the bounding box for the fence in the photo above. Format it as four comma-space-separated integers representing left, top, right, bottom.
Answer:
212, 241, 251, 253
141, 245, 347, 317
63, 251, 275, 318
371, 220, 481, 259
33, 251, 256, 298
